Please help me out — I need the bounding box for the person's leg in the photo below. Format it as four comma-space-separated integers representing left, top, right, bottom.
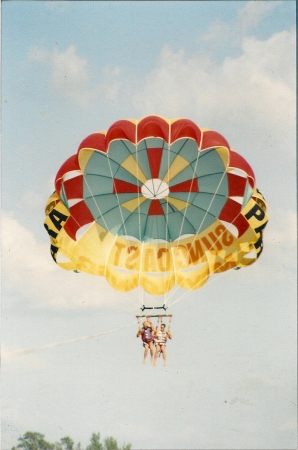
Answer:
143, 343, 149, 364
149, 342, 154, 364
154, 344, 160, 366
161, 345, 167, 366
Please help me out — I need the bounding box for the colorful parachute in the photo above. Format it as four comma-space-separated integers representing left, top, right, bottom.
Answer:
44, 116, 268, 295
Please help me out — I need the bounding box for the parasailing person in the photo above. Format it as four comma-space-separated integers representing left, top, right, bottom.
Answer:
136, 318, 155, 364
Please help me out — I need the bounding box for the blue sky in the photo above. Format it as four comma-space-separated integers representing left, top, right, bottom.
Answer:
1, 1, 296, 449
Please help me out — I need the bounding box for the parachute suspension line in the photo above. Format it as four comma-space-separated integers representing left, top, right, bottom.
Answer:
176, 138, 200, 240
122, 293, 142, 312
136, 119, 142, 244
101, 233, 141, 309
163, 119, 173, 304
106, 147, 131, 239
67, 176, 139, 307
165, 147, 231, 305
106, 146, 142, 302
62, 173, 109, 235
83, 174, 142, 304
83, 175, 111, 232
160, 138, 179, 306
163, 138, 203, 305
134, 120, 148, 305
5, 321, 137, 358
165, 176, 228, 306
165, 118, 171, 244
103, 233, 118, 277
167, 220, 251, 308
194, 165, 227, 236
138, 242, 145, 303
167, 240, 253, 308
163, 136, 191, 306
84, 173, 140, 308
104, 136, 144, 306
157, 136, 174, 305
166, 138, 257, 308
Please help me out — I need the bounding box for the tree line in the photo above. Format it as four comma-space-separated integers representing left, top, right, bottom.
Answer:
11, 431, 131, 450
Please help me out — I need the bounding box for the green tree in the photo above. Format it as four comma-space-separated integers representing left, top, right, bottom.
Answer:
60, 437, 74, 450
104, 437, 118, 450
53, 443, 62, 450
86, 433, 103, 450
120, 445, 131, 450
12, 431, 131, 450
103, 436, 131, 450
14, 432, 54, 450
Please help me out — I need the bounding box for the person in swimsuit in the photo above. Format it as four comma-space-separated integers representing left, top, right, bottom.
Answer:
154, 323, 172, 366
136, 318, 155, 364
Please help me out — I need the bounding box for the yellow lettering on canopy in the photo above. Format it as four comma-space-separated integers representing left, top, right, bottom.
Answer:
201, 236, 213, 250
157, 248, 172, 271
214, 260, 237, 273
208, 231, 223, 250
143, 248, 158, 272
113, 242, 126, 265
172, 245, 189, 269
186, 239, 204, 264
214, 224, 234, 247
126, 246, 140, 270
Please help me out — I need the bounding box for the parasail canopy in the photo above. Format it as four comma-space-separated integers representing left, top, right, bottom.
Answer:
44, 116, 268, 295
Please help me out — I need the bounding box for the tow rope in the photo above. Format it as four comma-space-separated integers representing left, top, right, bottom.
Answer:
4, 321, 136, 357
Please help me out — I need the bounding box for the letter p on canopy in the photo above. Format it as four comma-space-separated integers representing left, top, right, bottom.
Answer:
245, 204, 265, 222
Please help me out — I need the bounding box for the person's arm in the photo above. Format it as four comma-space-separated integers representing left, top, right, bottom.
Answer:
148, 320, 153, 329
167, 327, 172, 339
136, 327, 142, 338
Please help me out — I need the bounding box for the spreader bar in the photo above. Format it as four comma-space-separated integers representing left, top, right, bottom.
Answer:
141, 304, 167, 312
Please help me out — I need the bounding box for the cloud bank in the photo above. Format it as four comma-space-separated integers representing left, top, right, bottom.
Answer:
2, 212, 140, 311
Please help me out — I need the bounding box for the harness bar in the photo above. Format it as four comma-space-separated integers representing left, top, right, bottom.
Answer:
136, 314, 173, 318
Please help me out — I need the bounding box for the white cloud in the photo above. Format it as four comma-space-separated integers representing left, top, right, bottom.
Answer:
278, 416, 297, 432
19, 189, 47, 211
1, 212, 140, 310
237, 1, 282, 33
243, 373, 283, 388
28, 9, 295, 160
44, 1, 69, 12
230, 397, 253, 405
29, 45, 95, 106
202, 1, 282, 49
265, 209, 297, 246
130, 28, 295, 136
247, 207, 297, 284
100, 66, 124, 102
29, 45, 125, 107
